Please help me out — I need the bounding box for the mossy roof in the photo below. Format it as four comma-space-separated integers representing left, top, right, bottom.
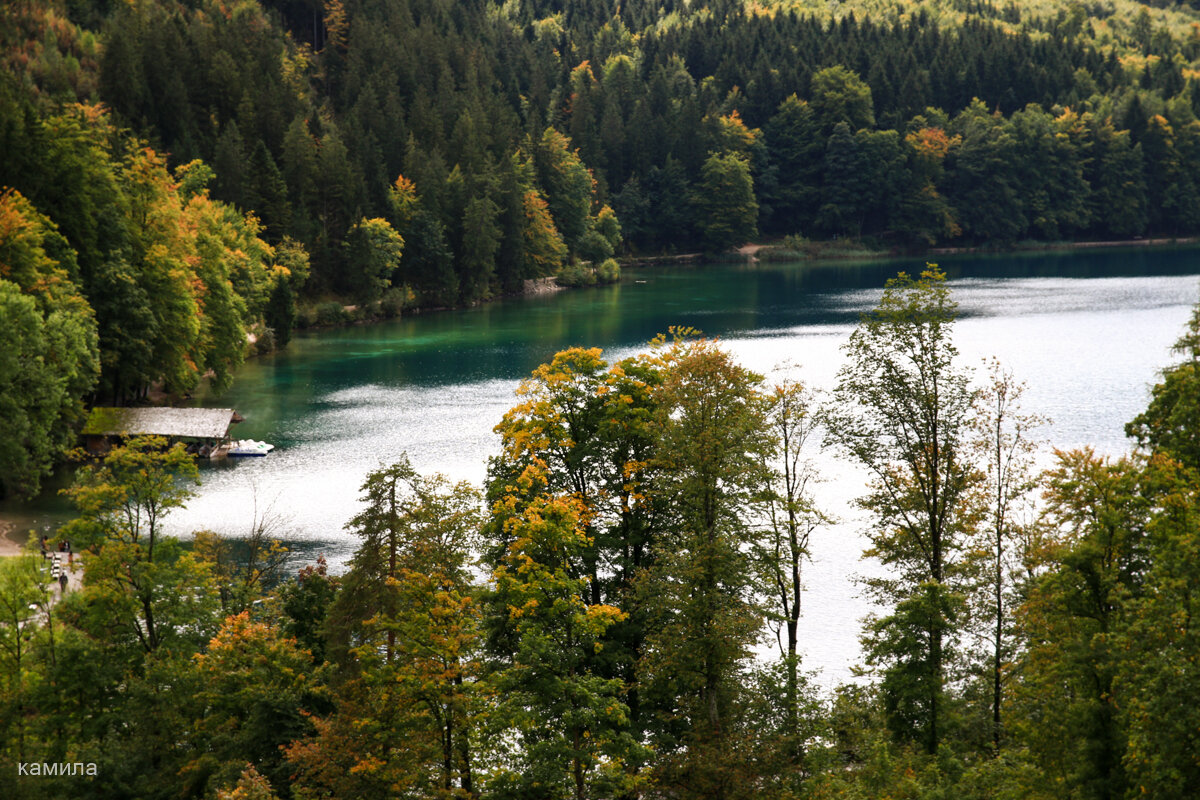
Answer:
82, 407, 236, 439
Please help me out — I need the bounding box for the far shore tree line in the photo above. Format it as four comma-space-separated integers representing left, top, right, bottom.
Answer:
1, 268, 1198, 799
11, 0, 1200, 497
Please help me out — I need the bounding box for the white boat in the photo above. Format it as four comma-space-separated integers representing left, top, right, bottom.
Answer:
227, 439, 275, 457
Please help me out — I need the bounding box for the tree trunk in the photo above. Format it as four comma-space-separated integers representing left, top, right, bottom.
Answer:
573, 728, 585, 800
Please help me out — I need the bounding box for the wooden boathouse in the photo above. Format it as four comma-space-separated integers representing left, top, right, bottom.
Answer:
82, 407, 240, 458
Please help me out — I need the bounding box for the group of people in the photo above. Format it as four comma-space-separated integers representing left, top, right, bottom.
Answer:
39, 535, 73, 593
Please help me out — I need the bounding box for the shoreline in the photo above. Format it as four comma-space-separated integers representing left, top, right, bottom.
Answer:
6, 235, 1197, 533
927, 236, 1200, 256
285, 236, 1200, 336
0, 519, 28, 556
748, 235, 1200, 264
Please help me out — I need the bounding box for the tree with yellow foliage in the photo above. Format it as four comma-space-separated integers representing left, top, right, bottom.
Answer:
486, 491, 646, 800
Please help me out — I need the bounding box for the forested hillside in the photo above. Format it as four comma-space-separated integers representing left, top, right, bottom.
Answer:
6, 0, 1200, 494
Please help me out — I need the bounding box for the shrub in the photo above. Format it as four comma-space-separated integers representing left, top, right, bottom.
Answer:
596, 258, 620, 284
379, 286, 415, 318
295, 304, 318, 329
254, 327, 276, 355
781, 234, 810, 251
576, 229, 614, 263
316, 301, 348, 327
556, 264, 596, 287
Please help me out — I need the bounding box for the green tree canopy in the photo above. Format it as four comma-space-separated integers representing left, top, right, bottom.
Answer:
0, 189, 98, 499
1127, 298, 1200, 473
828, 268, 978, 752
810, 65, 875, 134
692, 152, 757, 253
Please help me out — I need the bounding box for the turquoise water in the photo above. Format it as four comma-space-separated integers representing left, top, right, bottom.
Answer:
6, 246, 1199, 682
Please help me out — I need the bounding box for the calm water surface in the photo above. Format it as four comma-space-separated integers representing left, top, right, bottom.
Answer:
13, 247, 1200, 685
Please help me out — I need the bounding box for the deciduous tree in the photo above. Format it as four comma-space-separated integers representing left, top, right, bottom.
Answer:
756, 376, 827, 738
692, 152, 757, 253
487, 492, 642, 800
0, 190, 98, 499
964, 360, 1045, 752
1013, 450, 1149, 800
1127, 298, 1200, 473
828, 268, 978, 752
61, 436, 215, 656
637, 336, 774, 796
343, 216, 403, 303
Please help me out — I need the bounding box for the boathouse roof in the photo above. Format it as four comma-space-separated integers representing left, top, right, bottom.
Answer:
82, 407, 237, 440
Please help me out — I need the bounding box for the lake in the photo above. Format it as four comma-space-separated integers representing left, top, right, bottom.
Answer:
9, 246, 1200, 685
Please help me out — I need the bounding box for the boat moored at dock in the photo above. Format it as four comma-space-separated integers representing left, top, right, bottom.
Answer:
227, 439, 275, 457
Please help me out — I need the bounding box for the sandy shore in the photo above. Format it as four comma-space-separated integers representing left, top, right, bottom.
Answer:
0, 518, 30, 556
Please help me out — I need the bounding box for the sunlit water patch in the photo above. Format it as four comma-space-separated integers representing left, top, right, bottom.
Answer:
170, 379, 517, 570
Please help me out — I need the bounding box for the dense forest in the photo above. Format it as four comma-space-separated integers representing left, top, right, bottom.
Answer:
4, 2, 1200, 790
9, 0, 1200, 495
1, 269, 1198, 800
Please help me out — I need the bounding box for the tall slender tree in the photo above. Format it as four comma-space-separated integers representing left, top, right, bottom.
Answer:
757, 376, 828, 737
637, 336, 774, 796
969, 359, 1044, 752
828, 268, 979, 752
